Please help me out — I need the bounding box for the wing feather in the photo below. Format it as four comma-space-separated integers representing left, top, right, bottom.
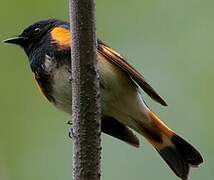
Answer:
102, 116, 140, 147
97, 39, 167, 106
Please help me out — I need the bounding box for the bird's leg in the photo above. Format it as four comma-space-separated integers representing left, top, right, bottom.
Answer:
67, 120, 72, 125
67, 120, 74, 139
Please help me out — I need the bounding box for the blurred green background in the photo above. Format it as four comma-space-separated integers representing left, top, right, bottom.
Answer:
0, 0, 213, 180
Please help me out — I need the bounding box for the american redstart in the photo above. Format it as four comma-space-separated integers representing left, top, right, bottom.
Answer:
4, 19, 203, 180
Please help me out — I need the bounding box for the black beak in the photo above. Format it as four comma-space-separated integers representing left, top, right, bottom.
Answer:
4, 36, 28, 46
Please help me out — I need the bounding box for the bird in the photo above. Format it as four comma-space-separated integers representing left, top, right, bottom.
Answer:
4, 19, 203, 180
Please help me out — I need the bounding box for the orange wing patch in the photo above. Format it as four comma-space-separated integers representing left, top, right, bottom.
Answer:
51, 27, 71, 49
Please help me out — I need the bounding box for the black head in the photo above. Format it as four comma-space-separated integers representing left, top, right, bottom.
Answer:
4, 19, 66, 55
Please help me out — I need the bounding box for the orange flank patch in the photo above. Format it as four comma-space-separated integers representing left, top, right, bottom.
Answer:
148, 111, 174, 138
51, 27, 71, 49
33, 73, 46, 98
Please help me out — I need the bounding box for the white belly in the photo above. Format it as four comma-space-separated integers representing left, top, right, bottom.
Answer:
51, 64, 73, 113
49, 54, 150, 130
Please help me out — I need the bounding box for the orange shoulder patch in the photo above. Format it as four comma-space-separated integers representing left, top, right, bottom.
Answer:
51, 27, 71, 49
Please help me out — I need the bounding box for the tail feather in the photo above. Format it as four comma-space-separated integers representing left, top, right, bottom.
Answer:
146, 111, 203, 180
158, 134, 203, 180
171, 134, 203, 167
158, 144, 189, 180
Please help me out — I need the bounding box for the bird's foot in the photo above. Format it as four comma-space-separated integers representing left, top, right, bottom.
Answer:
67, 120, 72, 125
67, 120, 73, 139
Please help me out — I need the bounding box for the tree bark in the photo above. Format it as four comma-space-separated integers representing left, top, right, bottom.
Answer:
69, 0, 101, 180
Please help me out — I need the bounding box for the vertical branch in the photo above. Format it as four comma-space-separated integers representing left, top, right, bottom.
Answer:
69, 0, 101, 180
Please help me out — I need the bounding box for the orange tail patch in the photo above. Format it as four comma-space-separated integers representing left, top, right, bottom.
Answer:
147, 111, 203, 180
148, 111, 174, 139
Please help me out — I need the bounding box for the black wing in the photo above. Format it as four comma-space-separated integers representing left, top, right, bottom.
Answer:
102, 116, 140, 148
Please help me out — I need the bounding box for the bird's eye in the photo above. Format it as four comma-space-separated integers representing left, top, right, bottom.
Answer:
34, 27, 41, 34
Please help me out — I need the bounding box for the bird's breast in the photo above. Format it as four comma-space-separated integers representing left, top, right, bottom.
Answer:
35, 53, 143, 124
51, 64, 72, 113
